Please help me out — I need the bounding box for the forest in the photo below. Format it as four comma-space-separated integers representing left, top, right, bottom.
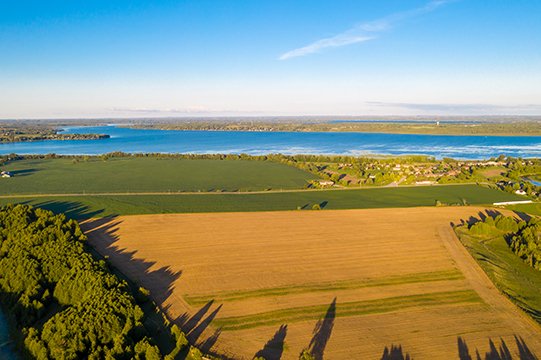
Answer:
0, 204, 198, 359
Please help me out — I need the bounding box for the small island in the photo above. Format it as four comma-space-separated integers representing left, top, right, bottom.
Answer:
0, 124, 109, 143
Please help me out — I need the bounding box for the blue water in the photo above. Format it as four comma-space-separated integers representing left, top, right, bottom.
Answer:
524, 177, 541, 187
0, 310, 17, 359
0, 125, 540, 159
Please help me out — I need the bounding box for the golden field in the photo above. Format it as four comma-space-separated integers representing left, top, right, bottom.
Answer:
83, 207, 541, 359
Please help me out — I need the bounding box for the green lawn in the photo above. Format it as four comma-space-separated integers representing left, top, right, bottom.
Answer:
0, 157, 317, 194
455, 226, 541, 324
0, 185, 523, 219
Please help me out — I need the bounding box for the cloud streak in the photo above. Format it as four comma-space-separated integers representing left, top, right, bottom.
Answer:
367, 101, 541, 115
279, 0, 454, 60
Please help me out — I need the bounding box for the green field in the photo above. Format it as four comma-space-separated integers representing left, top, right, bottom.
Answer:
455, 225, 541, 323
0, 157, 317, 194
0, 184, 524, 219
507, 202, 541, 217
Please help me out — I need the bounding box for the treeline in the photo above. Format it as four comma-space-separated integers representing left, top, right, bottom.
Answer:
468, 214, 541, 271
0, 151, 435, 163
0, 128, 109, 143
0, 204, 202, 359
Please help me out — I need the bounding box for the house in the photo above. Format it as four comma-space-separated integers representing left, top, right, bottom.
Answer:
1, 171, 12, 178
318, 180, 335, 187
415, 180, 435, 185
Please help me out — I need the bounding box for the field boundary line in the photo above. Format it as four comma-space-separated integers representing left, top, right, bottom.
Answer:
0, 182, 488, 199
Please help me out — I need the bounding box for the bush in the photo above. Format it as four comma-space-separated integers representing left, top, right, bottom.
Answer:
469, 221, 495, 236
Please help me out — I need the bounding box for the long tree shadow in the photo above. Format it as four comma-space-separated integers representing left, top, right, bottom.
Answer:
458, 336, 474, 360
458, 336, 538, 360
187, 304, 222, 344
84, 214, 227, 359
198, 327, 222, 354
515, 336, 538, 360
80, 216, 183, 310
512, 211, 532, 223
34, 200, 105, 219
301, 297, 336, 360
254, 324, 288, 360
380, 345, 412, 360
10, 168, 38, 177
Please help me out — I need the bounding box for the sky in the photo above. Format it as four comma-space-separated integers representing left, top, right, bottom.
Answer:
1, 0, 540, 119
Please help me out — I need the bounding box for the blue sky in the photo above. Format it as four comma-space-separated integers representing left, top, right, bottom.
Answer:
1, 0, 540, 118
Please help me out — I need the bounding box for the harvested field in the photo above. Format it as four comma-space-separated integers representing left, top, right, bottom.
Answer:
83, 207, 541, 359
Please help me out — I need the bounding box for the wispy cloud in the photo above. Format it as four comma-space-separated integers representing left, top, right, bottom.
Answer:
110, 106, 263, 117
367, 101, 541, 115
279, 0, 454, 60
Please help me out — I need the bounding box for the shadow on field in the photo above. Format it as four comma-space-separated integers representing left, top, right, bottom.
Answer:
81, 216, 183, 315
301, 297, 336, 360
80, 215, 228, 358
254, 324, 288, 360
173, 300, 225, 355
513, 211, 532, 223
380, 344, 412, 360
458, 336, 538, 360
34, 200, 104, 219
10, 168, 38, 177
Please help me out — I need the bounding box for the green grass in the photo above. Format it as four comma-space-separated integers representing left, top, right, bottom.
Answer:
0, 184, 523, 219
213, 290, 483, 331
184, 270, 464, 306
455, 227, 541, 324
506, 202, 541, 217
0, 157, 317, 194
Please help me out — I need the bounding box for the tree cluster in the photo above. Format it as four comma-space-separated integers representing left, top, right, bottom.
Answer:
467, 213, 541, 271
0, 204, 185, 359
510, 218, 541, 270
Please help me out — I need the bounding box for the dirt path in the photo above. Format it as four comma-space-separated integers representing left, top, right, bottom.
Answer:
438, 226, 541, 350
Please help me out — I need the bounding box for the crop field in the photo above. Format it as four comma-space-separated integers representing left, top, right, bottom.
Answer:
0, 184, 523, 219
83, 207, 541, 359
0, 157, 317, 194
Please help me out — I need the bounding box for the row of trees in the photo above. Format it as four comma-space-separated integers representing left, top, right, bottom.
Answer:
0, 204, 193, 359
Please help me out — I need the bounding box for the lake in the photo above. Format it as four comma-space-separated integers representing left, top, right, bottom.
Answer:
0, 125, 541, 159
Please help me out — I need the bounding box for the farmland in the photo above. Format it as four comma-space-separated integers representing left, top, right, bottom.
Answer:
0, 157, 317, 194
455, 216, 541, 324
0, 184, 523, 218
83, 207, 541, 359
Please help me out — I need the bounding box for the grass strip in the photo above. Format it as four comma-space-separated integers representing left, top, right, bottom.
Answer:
184, 270, 464, 306
213, 290, 482, 331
